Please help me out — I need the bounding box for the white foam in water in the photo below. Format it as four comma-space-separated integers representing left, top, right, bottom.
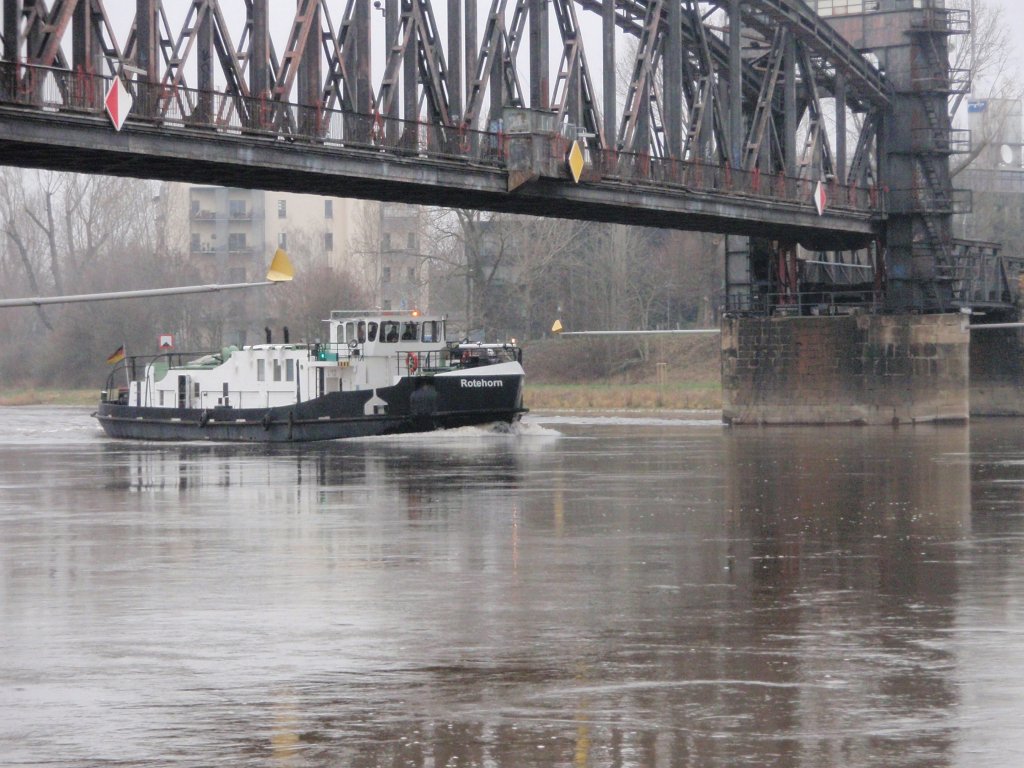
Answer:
351, 418, 563, 444
529, 412, 723, 428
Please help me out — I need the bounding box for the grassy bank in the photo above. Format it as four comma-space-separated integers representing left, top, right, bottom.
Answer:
525, 382, 720, 411
522, 334, 721, 412
0, 388, 96, 406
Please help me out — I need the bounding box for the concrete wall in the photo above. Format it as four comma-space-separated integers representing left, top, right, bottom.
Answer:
721, 314, 969, 425
970, 327, 1024, 416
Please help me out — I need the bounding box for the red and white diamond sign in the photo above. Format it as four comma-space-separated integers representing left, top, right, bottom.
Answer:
813, 180, 827, 216
104, 77, 132, 131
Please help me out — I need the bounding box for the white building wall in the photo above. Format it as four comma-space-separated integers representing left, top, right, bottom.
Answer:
263, 191, 375, 274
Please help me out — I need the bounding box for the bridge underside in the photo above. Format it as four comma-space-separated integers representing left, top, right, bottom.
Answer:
0, 109, 875, 250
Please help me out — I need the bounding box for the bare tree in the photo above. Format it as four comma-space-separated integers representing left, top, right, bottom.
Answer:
425, 208, 506, 337
950, 0, 1023, 177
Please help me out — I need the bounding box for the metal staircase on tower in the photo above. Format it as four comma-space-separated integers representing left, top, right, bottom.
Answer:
904, 5, 971, 308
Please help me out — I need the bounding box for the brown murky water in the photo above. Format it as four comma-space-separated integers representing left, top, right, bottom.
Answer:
1, 407, 1023, 767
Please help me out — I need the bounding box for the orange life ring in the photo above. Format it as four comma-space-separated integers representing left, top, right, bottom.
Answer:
406, 352, 419, 373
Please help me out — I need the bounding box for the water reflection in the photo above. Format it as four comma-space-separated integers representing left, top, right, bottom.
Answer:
2, 410, 1024, 766
724, 426, 970, 768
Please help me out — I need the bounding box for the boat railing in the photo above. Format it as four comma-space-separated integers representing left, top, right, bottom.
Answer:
310, 342, 356, 363
102, 351, 209, 397
450, 343, 523, 367
309, 342, 520, 375
394, 348, 452, 375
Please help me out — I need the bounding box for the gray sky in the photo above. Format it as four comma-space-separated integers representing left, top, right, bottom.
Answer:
989, 0, 1024, 75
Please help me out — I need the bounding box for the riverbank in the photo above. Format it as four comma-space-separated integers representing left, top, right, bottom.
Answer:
0, 389, 96, 406
2, 333, 723, 411
522, 333, 721, 411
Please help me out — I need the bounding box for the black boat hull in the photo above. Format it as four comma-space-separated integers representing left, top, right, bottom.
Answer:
95, 374, 525, 442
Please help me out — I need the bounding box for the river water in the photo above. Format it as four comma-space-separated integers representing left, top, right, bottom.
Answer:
1, 406, 1023, 767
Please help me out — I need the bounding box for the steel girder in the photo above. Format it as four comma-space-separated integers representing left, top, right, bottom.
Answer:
0, 0, 889, 183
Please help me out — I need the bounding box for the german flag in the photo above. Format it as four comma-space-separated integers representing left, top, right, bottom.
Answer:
106, 345, 126, 365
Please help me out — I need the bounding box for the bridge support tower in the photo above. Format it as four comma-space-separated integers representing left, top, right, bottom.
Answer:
720, 1, 1021, 424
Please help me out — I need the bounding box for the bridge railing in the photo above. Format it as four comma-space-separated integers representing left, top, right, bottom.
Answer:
724, 289, 884, 317
0, 62, 880, 215
587, 149, 878, 212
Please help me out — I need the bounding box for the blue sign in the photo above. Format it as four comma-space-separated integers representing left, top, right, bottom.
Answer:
968, 101, 988, 113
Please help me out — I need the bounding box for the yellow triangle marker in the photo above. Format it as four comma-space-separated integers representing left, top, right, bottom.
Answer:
266, 248, 295, 282
567, 141, 585, 184
551, 318, 563, 334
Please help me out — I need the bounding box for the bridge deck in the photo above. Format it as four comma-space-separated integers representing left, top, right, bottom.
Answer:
0, 65, 879, 250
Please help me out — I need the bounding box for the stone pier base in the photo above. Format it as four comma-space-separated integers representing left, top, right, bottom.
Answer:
970, 326, 1024, 416
721, 313, 969, 425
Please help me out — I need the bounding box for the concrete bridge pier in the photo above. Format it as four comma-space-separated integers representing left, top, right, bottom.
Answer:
722, 312, 1024, 424
721, 313, 971, 425
969, 325, 1024, 416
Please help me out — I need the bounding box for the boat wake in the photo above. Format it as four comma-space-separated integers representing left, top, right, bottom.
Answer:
351, 418, 562, 444
528, 412, 722, 428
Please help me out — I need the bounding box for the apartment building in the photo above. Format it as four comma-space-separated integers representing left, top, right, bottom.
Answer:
378, 202, 428, 313
181, 185, 372, 346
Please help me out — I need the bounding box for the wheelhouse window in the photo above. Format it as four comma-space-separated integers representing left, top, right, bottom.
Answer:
273, 360, 282, 382
401, 322, 419, 341
421, 320, 439, 343
381, 321, 400, 343
286, 359, 294, 381
257, 359, 265, 382
367, 322, 378, 342
357, 321, 366, 343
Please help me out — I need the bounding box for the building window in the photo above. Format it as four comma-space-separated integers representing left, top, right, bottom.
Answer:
278, 231, 288, 249
407, 232, 417, 251
407, 266, 416, 283
382, 266, 391, 283
324, 232, 334, 252
229, 200, 247, 218
228, 232, 246, 251
190, 233, 200, 252
382, 233, 391, 251
190, 199, 200, 216
382, 298, 392, 311
324, 200, 333, 219
277, 199, 287, 219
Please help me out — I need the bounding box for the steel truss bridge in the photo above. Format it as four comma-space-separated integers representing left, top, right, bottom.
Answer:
0, 0, 1013, 311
